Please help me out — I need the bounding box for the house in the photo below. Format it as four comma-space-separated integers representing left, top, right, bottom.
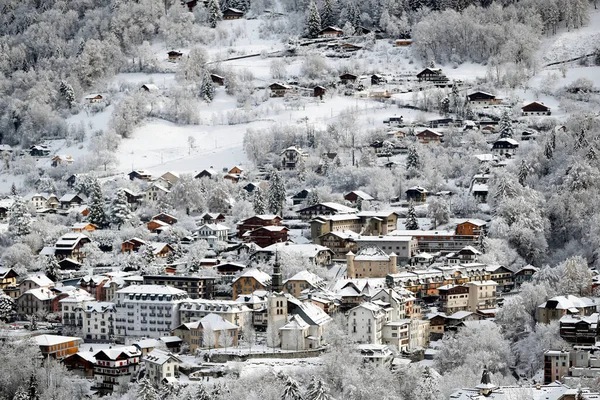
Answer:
145, 182, 170, 202
94, 346, 141, 394
33, 335, 82, 359
269, 83, 291, 97
314, 85, 326, 98
232, 268, 272, 300
0, 267, 19, 298
144, 349, 181, 387
121, 237, 147, 253
167, 50, 183, 62
215, 262, 245, 279
537, 295, 597, 324
514, 265, 538, 286
280, 302, 331, 350
59, 193, 87, 209
446, 245, 482, 265
455, 220, 487, 237
85, 94, 103, 103
465, 280, 497, 312
196, 223, 230, 248
195, 168, 218, 179
29, 145, 51, 157
237, 215, 282, 237
344, 190, 374, 204
222, 7, 244, 19
543, 350, 570, 384
159, 172, 180, 188
72, 222, 98, 233
210, 74, 225, 86
395, 39, 412, 46
26, 192, 59, 210
242, 182, 259, 193
486, 265, 514, 292
340, 73, 358, 85
347, 247, 398, 278
341, 43, 363, 52
318, 26, 343, 37
173, 313, 239, 353
416, 129, 443, 144
149, 243, 174, 258
283, 270, 326, 298
51, 155, 74, 167
405, 186, 428, 203
58, 258, 83, 271
82, 302, 117, 342
243, 226, 289, 248
466, 91, 500, 105
142, 275, 215, 300
438, 284, 469, 314
317, 231, 360, 259
559, 313, 599, 344
298, 202, 357, 220
491, 138, 519, 157
63, 352, 96, 377
292, 189, 312, 205
354, 235, 418, 262
152, 212, 178, 225
122, 188, 143, 208
199, 212, 226, 224
54, 233, 91, 262
252, 242, 334, 266
140, 84, 159, 93
416, 68, 449, 85
522, 101, 551, 116
16, 287, 56, 315
371, 74, 386, 85
280, 146, 308, 169
128, 170, 152, 181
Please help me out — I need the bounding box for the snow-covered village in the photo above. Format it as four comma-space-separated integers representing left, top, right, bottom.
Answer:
2, 0, 600, 398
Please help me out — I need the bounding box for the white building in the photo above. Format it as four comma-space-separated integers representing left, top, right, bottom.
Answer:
143, 349, 181, 387
114, 285, 189, 341
354, 235, 418, 262
82, 302, 116, 342
179, 298, 251, 328
196, 223, 230, 248
279, 302, 331, 351
59, 290, 95, 330
94, 346, 141, 394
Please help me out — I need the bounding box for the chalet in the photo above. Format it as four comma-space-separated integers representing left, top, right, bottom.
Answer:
515, 265, 538, 286
85, 94, 103, 103
59, 193, 87, 210
26, 192, 59, 210
340, 73, 358, 85
416, 68, 448, 85
195, 168, 218, 179
344, 190, 374, 204
196, 223, 230, 248
237, 215, 282, 237
158, 171, 179, 188
405, 186, 428, 203
395, 39, 412, 46
455, 220, 487, 237
314, 86, 326, 98
167, 50, 183, 62
63, 352, 96, 377
521, 130, 538, 141
371, 74, 386, 85
491, 138, 519, 157
128, 170, 152, 181
144, 349, 182, 387
292, 189, 312, 205
51, 155, 74, 167
342, 43, 362, 52
147, 219, 170, 233
416, 129, 443, 144
318, 26, 343, 38
149, 243, 174, 258
280, 146, 308, 170
298, 202, 357, 220
242, 182, 259, 193
0, 267, 19, 298
152, 212, 178, 225
184, 0, 197, 10
211, 74, 225, 86
54, 233, 91, 262
93, 347, 141, 394
559, 313, 599, 344
200, 212, 226, 224
222, 7, 244, 19
232, 268, 272, 300
29, 145, 51, 157
466, 91, 499, 106
71, 223, 98, 233
66, 174, 80, 187
122, 188, 143, 207
317, 231, 359, 258
140, 84, 159, 93
121, 238, 147, 253
243, 226, 289, 248
521, 101, 551, 116
145, 182, 170, 202
58, 258, 82, 271
215, 262, 245, 278
269, 83, 291, 97
486, 265, 514, 292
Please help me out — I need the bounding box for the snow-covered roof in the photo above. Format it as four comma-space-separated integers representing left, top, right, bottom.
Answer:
198, 223, 229, 232
141, 84, 159, 92
539, 295, 596, 310
295, 301, 332, 326
59, 193, 86, 203
347, 190, 374, 201
144, 348, 181, 365
23, 274, 54, 287
318, 202, 358, 214
448, 311, 473, 320
85, 302, 116, 313
389, 229, 454, 236
24, 288, 56, 301
312, 214, 361, 222
280, 314, 310, 330
149, 242, 171, 255
55, 233, 89, 249
180, 298, 249, 313
471, 183, 489, 192
58, 289, 95, 303
136, 339, 159, 349
234, 268, 272, 286
284, 270, 326, 287
355, 235, 413, 243
200, 313, 238, 331
33, 334, 82, 346
116, 285, 187, 296
72, 222, 96, 229
318, 230, 361, 240
354, 246, 391, 261
97, 346, 141, 360
494, 138, 519, 146
449, 382, 573, 400
259, 243, 332, 258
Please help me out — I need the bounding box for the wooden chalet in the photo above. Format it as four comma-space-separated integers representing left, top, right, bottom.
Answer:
243, 226, 289, 248
340, 73, 358, 85
416, 68, 448, 85
140, 84, 159, 93
395, 39, 412, 46
318, 26, 343, 38
200, 212, 226, 224
85, 94, 103, 103
269, 83, 290, 97
211, 74, 225, 86
128, 170, 152, 181
416, 129, 443, 144
521, 101, 551, 116
314, 85, 326, 98
195, 168, 218, 179
122, 238, 147, 253
152, 213, 178, 225
29, 145, 51, 157
237, 215, 282, 238
467, 91, 500, 105
405, 186, 428, 203
167, 50, 183, 62
222, 7, 244, 19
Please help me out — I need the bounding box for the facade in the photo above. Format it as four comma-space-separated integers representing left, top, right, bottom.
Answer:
142, 275, 215, 300
354, 236, 417, 262
311, 211, 399, 241
0, 267, 19, 298
438, 284, 469, 314
179, 299, 250, 328
114, 285, 189, 341
252, 242, 333, 266
283, 270, 327, 298
269, 83, 290, 97
33, 334, 82, 359
280, 146, 308, 170
492, 138, 519, 157
143, 349, 181, 387
465, 280, 497, 312
405, 186, 428, 203
522, 101, 551, 116
54, 233, 91, 262
544, 350, 570, 384
298, 202, 357, 220
486, 265, 514, 292
243, 226, 289, 248
416, 129, 443, 144
196, 223, 229, 248
538, 295, 598, 324
237, 215, 282, 238
560, 313, 598, 344
515, 265, 538, 286
173, 313, 239, 353
318, 26, 343, 37
344, 190, 375, 204
232, 269, 272, 300
416, 68, 449, 84
317, 231, 359, 258
280, 302, 331, 351
82, 302, 116, 342
466, 91, 500, 105
94, 346, 141, 394
347, 247, 398, 279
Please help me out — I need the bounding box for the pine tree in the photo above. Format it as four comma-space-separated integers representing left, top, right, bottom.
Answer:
88, 180, 108, 228
440, 96, 450, 116
110, 189, 131, 229
356, 196, 363, 211
321, 0, 334, 28
544, 138, 554, 160
253, 187, 267, 214
59, 80, 76, 108
406, 146, 420, 170
141, 245, 155, 266
208, 0, 222, 28
196, 385, 211, 400
12, 386, 28, 400
29, 314, 38, 331
307, 190, 320, 206
10, 182, 17, 195
518, 160, 530, 186
28, 373, 40, 400
282, 376, 304, 400
267, 170, 286, 216
8, 196, 31, 236
0, 295, 15, 321
306, 378, 331, 400
307, 0, 322, 38
348, 2, 360, 32
138, 378, 159, 400
44, 255, 60, 282
498, 110, 514, 138
200, 69, 216, 103
405, 201, 420, 230
587, 145, 597, 161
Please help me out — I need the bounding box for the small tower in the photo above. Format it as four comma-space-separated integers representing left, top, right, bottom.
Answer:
346, 251, 355, 279
389, 252, 398, 275
272, 251, 283, 293
475, 366, 497, 396
266, 251, 288, 347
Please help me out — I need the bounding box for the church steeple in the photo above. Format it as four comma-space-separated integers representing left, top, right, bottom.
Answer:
272, 250, 283, 293
475, 366, 497, 396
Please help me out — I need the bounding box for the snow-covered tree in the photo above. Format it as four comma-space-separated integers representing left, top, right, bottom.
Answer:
517, 160, 531, 186
27, 373, 40, 400
407, 146, 420, 170
200, 69, 215, 103
88, 180, 108, 228
321, 0, 335, 28
110, 189, 131, 229
12, 386, 28, 400
282, 376, 304, 400
8, 196, 31, 237
138, 378, 159, 400
268, 170, 286, 216
59, 81, 76, 108
413, 367, 443, 400
0, 294, 15, 321
208, 0, 222, 28
253, 187, 267, 214
43, 256, 60, 282
559, 255, 593, 296
306, 190, 320, 206
498, 110, 514, 139
427, 197, 451, 228
306, 378, 331, 400
203, 327, 216, 349
306, 0, 322, 38
405, 201, 420, 230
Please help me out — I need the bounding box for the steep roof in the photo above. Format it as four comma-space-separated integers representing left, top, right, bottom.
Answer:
354, 246, 390, 261
144, 348, 181, 365
200, 313, 238, 331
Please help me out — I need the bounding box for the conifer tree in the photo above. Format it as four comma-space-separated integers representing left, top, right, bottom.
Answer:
321, 0, 334, 28
253, 187, 266, 214
282, 376, 304, 400
267, 170, 286, 216
518, 160, 530, 186
498, 110, 514, 138
141, 245, 156, 266
29, 314, 38, 331
28, 373, 40, 400
348, 2, 360, 32
405, 201, 420, 230
406, 146, 420, 170
544, 138, 554, 160
208, 0, 222, 28
88, 180, 108, 228
110, 189, 131, 229
59, 80, 76, 108
138, 378, 159, 400
306, 190, 320, 206
200, 69, 216, 103
12, 386, 28, 400
196, 385, 211, 400
307, 0, 322, 38
8, 196, 31, 236
306, 378, 331, 400
10, 182, 17, 195
44, 255, 60, 282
